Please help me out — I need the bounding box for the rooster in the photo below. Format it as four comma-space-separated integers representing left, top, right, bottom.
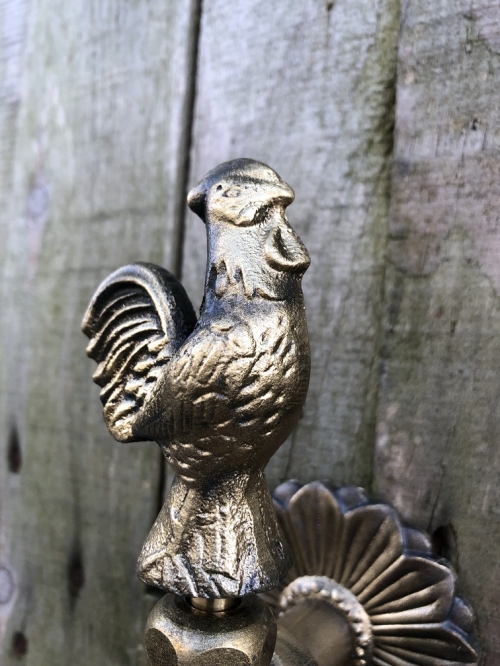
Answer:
82, 159, 310, 597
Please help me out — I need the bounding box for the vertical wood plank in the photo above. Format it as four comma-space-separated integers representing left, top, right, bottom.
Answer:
182, 0, 400, 488
0, 0, 32, 655
375, 1, 500, 661
0, 1, 199, 663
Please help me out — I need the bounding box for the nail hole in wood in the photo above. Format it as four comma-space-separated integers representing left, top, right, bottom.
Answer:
68, 550, 85, 600
12, 631, 28, 657
7, 425, 22, 474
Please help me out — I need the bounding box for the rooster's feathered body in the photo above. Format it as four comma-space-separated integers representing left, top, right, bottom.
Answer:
83, 159, 310, 597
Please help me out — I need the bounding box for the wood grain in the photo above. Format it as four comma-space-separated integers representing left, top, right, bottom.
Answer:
1, 0, 498, 662
374, 1, 500, 662
0, 0, 32, 658
182, 0, 400, 490
0, 0, 198, 663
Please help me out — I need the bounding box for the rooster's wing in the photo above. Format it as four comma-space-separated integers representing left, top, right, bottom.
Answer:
82, 262, 196, 442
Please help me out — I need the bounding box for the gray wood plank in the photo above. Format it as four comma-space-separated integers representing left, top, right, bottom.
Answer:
182, 0, 400, 489
375, 1, 500, 662
0, 0, 199, 663
0, 0, 32, 655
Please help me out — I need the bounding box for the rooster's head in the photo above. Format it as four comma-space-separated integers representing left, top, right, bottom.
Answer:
188, 158, 310, 301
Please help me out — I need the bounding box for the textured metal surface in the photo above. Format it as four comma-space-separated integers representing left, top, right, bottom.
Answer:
82, 159, 310, 597
264, 481, 478, 666
144, 594, 276, 666
280, 576, 372, 666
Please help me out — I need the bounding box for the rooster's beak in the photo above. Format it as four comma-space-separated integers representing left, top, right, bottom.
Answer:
187, 183, 206, 220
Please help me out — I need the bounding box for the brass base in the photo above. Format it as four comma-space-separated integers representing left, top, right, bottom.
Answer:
188, 597, 241, 613
145, 594, 277, 666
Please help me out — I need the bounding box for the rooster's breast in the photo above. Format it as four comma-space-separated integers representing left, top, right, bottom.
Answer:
161, 301, 309, 479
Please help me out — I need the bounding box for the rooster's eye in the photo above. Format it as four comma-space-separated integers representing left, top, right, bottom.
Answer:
224, 187, 241, 198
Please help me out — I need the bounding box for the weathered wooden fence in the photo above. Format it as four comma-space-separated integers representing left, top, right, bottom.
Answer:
1, 0, 498, 663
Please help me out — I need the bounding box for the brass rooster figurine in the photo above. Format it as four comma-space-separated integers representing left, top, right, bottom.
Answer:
82, 159, 310, 598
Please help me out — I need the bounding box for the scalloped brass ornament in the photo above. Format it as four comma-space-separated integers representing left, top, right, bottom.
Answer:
260, 480, 478, 666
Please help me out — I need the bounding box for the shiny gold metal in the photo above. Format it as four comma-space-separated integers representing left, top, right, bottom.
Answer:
265, 481, 479, 666
188, 597, 241, 613
82, 160, 478, 666
144, 594, 276, 666
82, 159, 310, 598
